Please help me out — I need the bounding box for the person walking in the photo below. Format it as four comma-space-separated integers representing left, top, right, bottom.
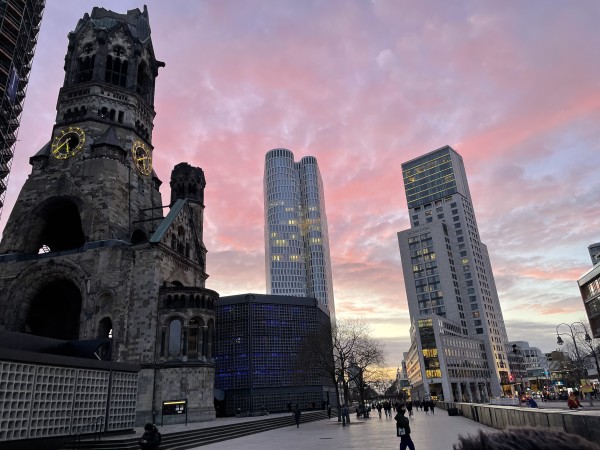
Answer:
568, 392, 583, 410
327, 403, 332, 419
423, 400, 429, 415
376, 403, 382, 418
406, 400, 413, 418
341, 403, 350, 426
293, 404, 301, 428
394, 407, 416, 450
429, 399, 435, 415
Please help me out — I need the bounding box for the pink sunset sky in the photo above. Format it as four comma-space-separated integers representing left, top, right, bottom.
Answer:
1, 0, 599, 366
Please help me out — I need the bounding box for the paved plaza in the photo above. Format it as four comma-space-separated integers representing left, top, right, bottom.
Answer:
192, 410, 493, 450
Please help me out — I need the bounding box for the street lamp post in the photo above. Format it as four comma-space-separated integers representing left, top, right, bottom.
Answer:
556, 322, 593, 406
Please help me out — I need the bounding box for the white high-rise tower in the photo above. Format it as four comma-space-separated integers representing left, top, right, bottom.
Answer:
264, 148, 335, 316
398, 145, 510, 400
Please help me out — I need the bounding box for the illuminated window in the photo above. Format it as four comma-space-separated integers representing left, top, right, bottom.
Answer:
422, 348, 438, 357
426, 369, 441, 378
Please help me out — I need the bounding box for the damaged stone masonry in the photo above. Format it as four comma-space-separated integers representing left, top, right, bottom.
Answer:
0, 6, 219, 440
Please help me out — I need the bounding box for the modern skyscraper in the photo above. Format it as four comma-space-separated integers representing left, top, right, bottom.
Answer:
398, 145, 510, 400
578, 244, 600, 339
264, 148, 335, 316
0, 0, 45, 220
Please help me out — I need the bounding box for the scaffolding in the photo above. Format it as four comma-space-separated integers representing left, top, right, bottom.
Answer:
0, 0, 45, 220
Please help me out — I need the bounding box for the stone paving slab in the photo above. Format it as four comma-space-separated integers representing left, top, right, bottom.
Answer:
194, 410, 494, 450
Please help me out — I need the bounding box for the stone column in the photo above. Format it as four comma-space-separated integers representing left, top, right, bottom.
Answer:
457, 382, 463, 402
466, 382, 473, 402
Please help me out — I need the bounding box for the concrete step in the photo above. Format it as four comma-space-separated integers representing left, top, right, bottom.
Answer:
60, 411, 328, 450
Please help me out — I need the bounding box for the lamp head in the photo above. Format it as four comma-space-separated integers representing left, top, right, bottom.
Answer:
585, 333, 592, 344
557, 336, 564, 346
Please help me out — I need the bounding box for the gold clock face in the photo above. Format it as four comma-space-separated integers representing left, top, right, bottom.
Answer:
51, 127, 85, 159
132, 140, 152, 175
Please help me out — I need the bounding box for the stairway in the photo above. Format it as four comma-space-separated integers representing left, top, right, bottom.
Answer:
61, 411, 328, 450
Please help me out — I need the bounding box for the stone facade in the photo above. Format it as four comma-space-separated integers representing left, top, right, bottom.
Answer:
0, 7, 218, 426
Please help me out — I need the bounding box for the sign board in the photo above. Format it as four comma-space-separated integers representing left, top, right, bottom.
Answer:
162, 399, 187, 415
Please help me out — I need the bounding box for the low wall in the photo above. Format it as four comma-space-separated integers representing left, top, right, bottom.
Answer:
0, 348, 139, 442
439, 401, 600, 443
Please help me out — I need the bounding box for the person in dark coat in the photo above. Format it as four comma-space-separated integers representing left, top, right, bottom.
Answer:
341, 403, 350, 426
293, 404, 301, 428
429, 399, 435, 415
327, 403, 332, 419
423, 401, 429, 415
139, 423, 160, 450
394, 407, 416, 450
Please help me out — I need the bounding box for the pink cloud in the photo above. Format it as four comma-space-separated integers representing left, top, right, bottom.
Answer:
2, 0, 600, 362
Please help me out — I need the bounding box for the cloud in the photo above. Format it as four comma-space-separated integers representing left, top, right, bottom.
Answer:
1, 0, 599, 364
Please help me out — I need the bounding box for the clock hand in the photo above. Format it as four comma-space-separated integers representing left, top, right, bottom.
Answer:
55, 139, 69, 151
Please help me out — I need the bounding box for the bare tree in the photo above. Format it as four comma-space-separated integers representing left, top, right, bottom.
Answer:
297, 318, 387, 419
557, 320, 599, 390
370, 370, 395, 398
347, 332, 386, 407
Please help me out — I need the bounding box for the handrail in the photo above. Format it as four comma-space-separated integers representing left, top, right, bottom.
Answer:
71, 416, 105, 450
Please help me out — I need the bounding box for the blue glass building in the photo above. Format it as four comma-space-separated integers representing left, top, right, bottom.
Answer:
214, 293, 335, 416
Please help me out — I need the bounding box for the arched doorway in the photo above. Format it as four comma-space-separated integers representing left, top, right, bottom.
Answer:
35, 198, 85, 253
26, 279, 82, 340
98, 317, 113, 338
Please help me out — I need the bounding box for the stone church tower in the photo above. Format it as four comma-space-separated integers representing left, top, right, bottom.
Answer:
0, 7, 218, 424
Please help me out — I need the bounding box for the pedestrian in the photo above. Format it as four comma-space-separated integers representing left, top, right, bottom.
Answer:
376, 403, 382, 418
567, 391, 582, 410
406, 400, 413, 418
139, 423, 161, 450
327, 403, 332, 419
394, 407, 416, 450
423, 401, 429, 415
429, 399, 435, 415
293, 404, 301, 428
342, 403, 350, 426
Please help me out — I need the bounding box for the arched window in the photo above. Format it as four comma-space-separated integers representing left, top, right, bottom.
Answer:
78, 55, 95, 82
168, 319, 182, 357
207, 320, 215, 360
35, 198, 85, 254
105, 55, 128, 87
188, 318, 202, 359
137, 61, 151, 96
98, 317, 113, 338
131, 229, 148, 245
177, 226, 185, 254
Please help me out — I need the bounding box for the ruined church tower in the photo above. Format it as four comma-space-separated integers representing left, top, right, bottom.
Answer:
0, 7, 218, 424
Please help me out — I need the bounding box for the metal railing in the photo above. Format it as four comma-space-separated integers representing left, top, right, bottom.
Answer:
71, 416, 104, 450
